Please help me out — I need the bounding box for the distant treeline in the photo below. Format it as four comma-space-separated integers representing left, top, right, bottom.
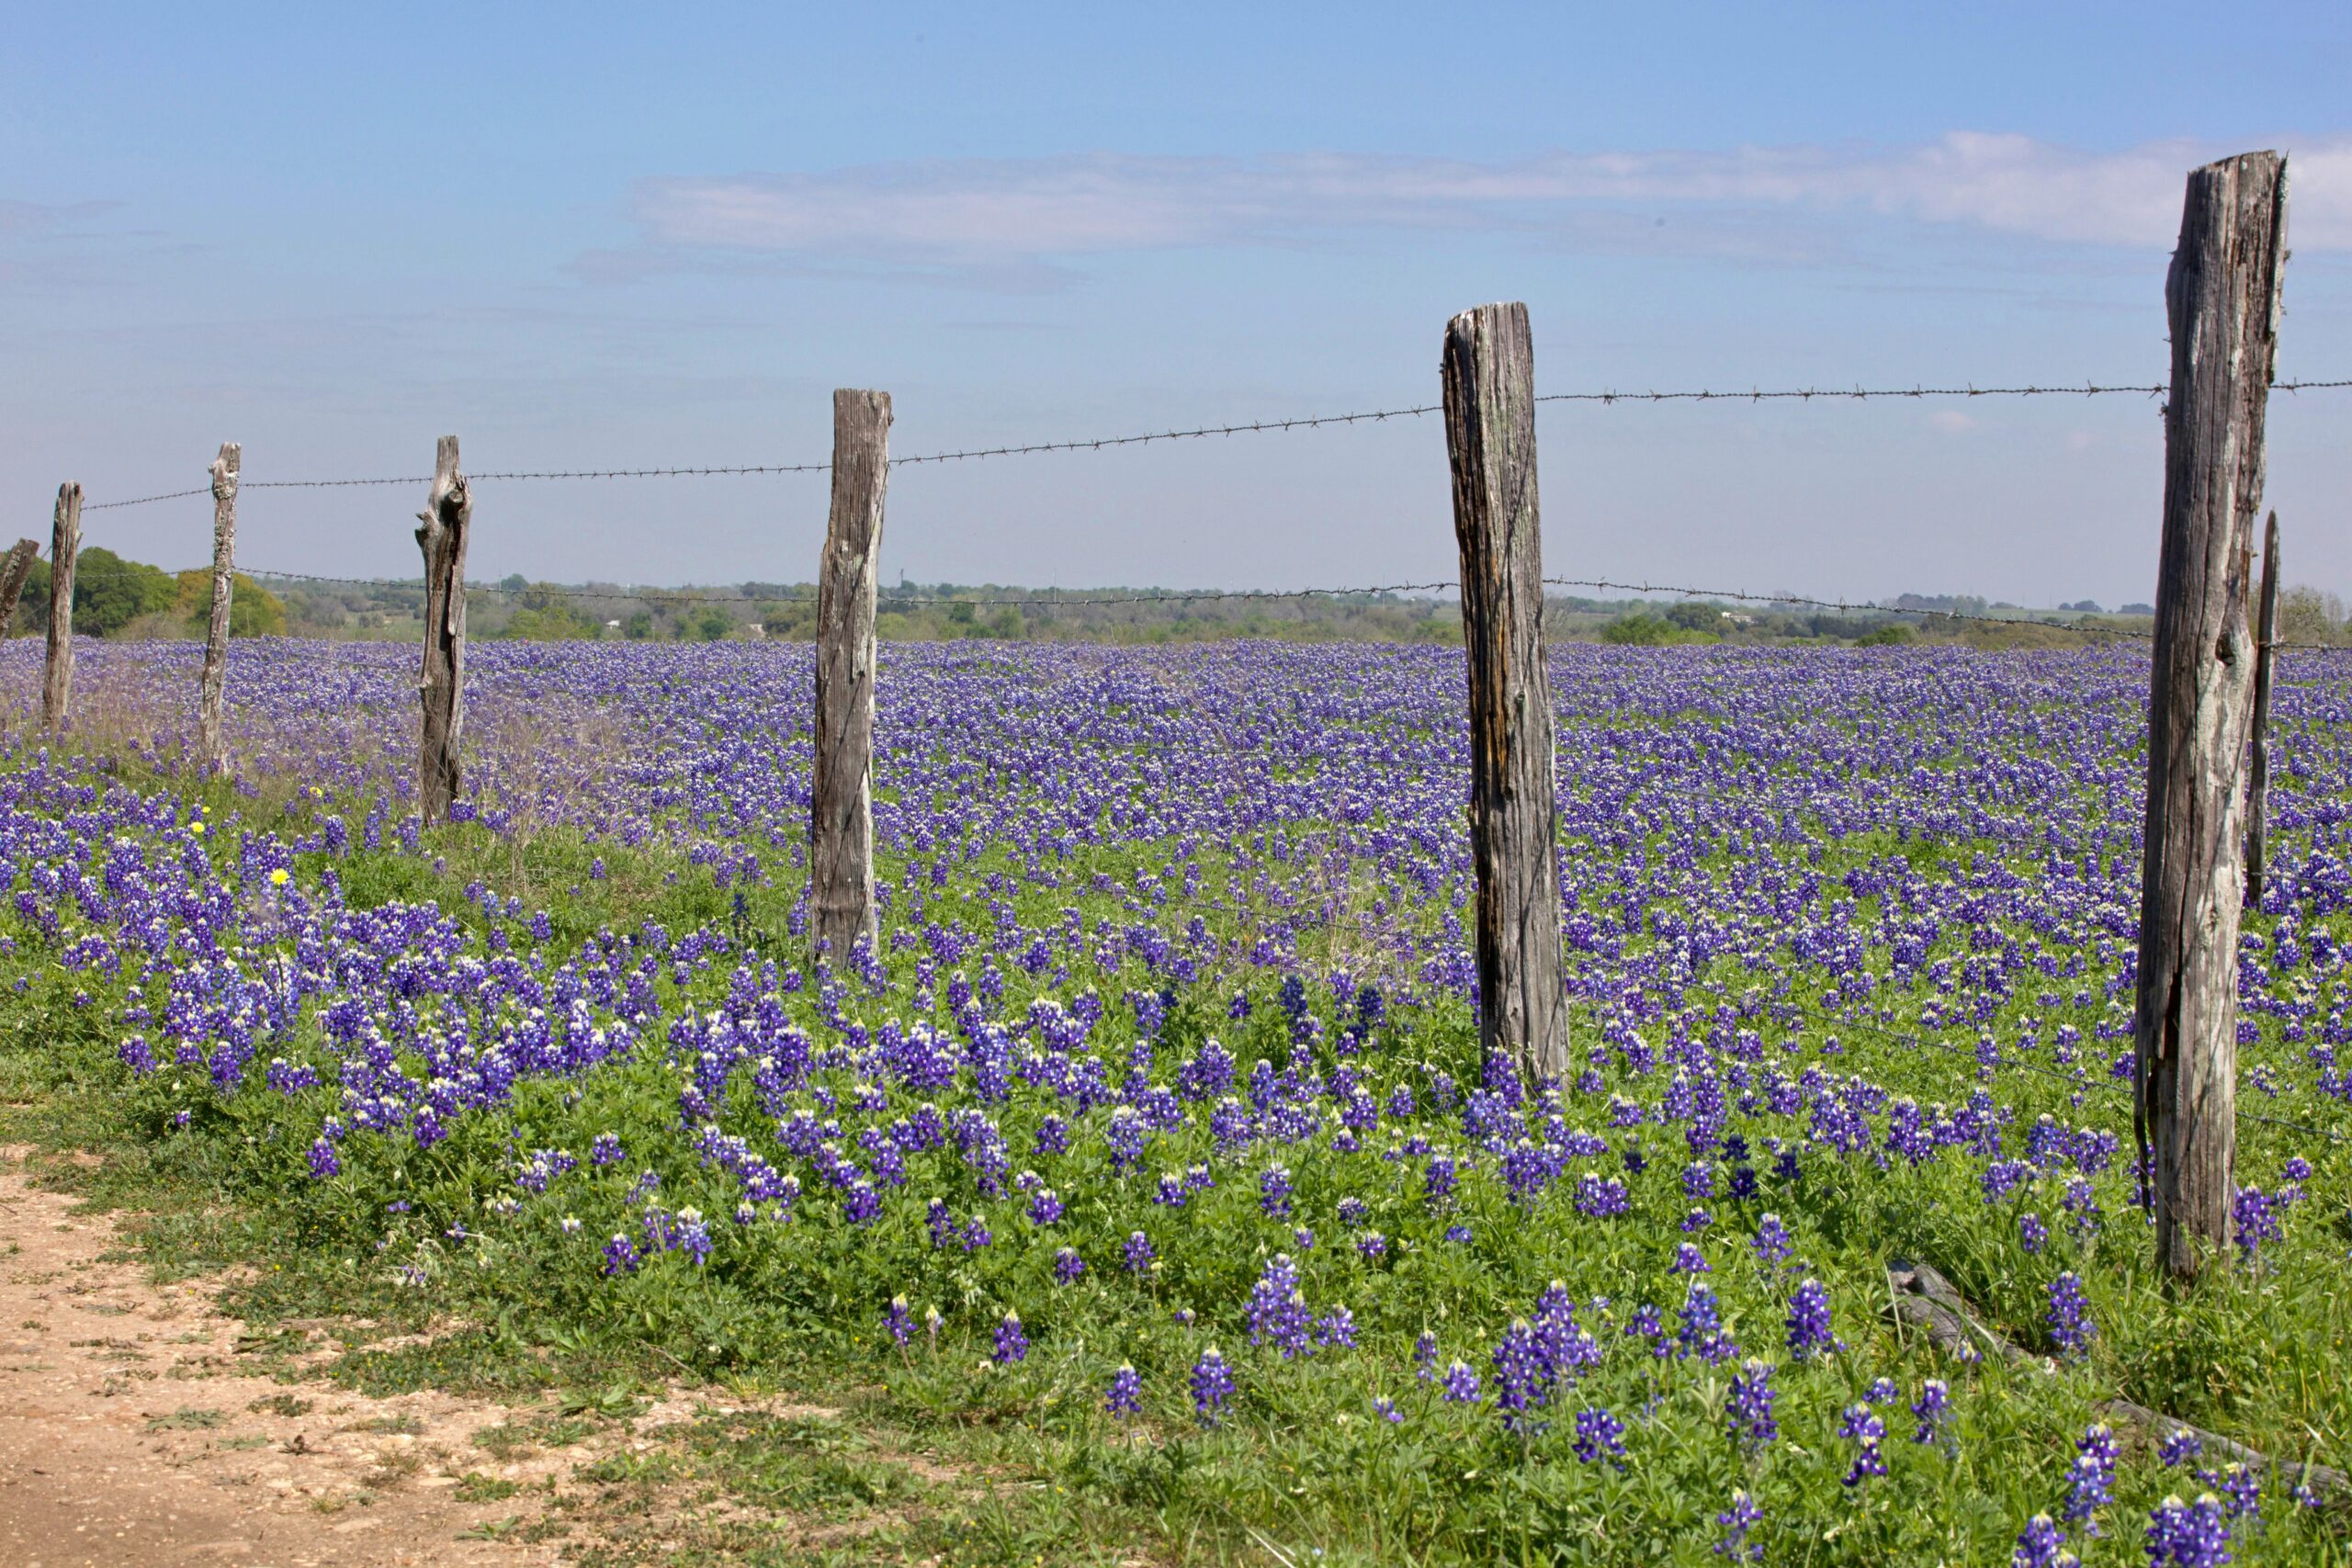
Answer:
11, 557, 2352, 650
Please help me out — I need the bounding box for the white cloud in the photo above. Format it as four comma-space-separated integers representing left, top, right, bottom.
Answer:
1928, 409, 1978, 434
619, 135, 2352, 275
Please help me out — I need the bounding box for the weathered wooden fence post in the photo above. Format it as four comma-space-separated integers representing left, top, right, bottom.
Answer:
0, 538, 38, 631
42, 484, 82, 733
1441, 301, 1571, 1079
810, 388, 891, 963
2133, 151, 2287, 1282
199, 442, 240, 770
414, 435, 470, 825
2245, 510, 2280, 906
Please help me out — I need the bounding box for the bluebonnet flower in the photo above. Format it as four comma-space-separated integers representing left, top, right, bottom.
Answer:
1441, 1360, 1481, 1404
2233, 1186, 2282, 1264
1123, 1231, 1155, 1272
589, 1132, 624, 1167
1909, 1379, 1951, 1446
673, 1207, 713, 1265
883, 1295, 913, 1346
1672, 1241, 1711, 1274
2144, 1493, 2233, 1566
2020, 1212, 2049, 1255
1838, 1404, 1888, 1486
1105, 1362, 1141, 1417
307, 1137, 341, 1179
1572, 1407, 1626, 1467
1260, 1164, 1294, 1218
1028, 1187, 1063, 1226
1372, 1396, 1402, 1425
1785, 1278, 1837, 1361
993, 1311, 1028, 1364
1725, 1358, 1778, 1450
1751, 1213, 1792, 1268
601, 1233, 639, 1276
2010, 1513, 2068, 1568
2064, 1423, 2118, 1528
2047, 1271, 2094, 1360
1053, 1247, 1086, 1283
1191, 1348, 1233, 1425
1714, 1489, 1763, 1561
2159, 1430, 2203, 1468
2215, 1462, 2258, 1523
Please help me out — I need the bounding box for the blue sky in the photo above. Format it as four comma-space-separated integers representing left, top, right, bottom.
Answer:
6, 2, 2349, 604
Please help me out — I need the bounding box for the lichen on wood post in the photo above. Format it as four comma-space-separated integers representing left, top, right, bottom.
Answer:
42, 484, 82, 733
2134, 152, 2288, 1282
199, 443, 241, 771
0, 538, 38, 633
1442, 301, 1571, 1080
414, 435, 470, 826
810, 389, 891, 966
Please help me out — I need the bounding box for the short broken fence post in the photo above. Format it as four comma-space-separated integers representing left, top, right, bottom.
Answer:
1441, 301, 1572, 1081
199, 442, 240, 770
810, 388, 891, 964
43, 483, 82, 733
0, 538, 38, 632
414, 435, 470, 826
2245, 510, 2279, 908
2133, 151, 2288, 1282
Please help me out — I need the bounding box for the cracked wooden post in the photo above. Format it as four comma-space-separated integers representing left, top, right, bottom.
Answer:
42, 484, 81, 733
198, 442, 240, 771
414, 435, 470, 826
0, 538, 38, 632
2245, 510, 2280, 908
1442, 301, 1571, 1080
2133, 152, 2287, 1282
810, 388, 890, 964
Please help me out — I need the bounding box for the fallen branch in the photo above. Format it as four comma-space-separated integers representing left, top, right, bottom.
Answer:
1884, 1257, 2345, 1501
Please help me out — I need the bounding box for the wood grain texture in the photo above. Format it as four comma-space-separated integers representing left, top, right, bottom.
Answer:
199, 443, 240, 770
1442, 302, 1571, 1078
810, 389, 891, 964
0, 538, 39, 632
42, 484, 81, 733
2133, 152, 2286, 1280
413, 435, 470, 825
2245, 510, 2279, 907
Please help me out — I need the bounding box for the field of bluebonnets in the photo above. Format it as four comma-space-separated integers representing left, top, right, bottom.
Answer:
3, 631, 2350, 1565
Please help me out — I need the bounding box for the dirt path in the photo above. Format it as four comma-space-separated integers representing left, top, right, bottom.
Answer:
0, 1145, 593, 1568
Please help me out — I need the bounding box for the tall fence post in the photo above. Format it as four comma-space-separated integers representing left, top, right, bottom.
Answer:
42, 484, 81, 733
2133, 151, 2287, 1282
810, 388, 891, 964
1441, 301, 1571, 1080
0, 538, 38, 632
199, 442, 241, 770
414, 434, 470, 825
2245, 510, 2280, 907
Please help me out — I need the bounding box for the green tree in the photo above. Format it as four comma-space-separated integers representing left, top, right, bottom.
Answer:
690, 606, 733, 642
1599, 613, 1676, 646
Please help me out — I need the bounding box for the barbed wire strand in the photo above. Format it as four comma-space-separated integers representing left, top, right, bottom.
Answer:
68, 376, 2352, 510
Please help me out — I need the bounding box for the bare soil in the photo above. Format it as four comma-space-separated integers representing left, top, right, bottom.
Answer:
0, 1145, 594, 1567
